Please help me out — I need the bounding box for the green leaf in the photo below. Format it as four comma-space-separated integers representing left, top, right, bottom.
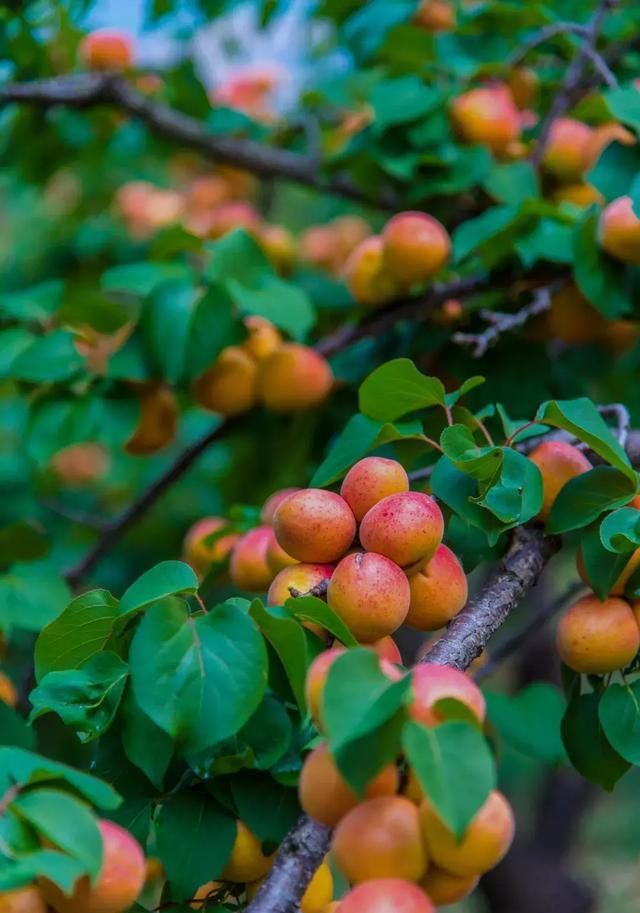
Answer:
101, 261, 193, 296
205, 229, 272, 286
118, 561, 199, 622
440, 425, 502, 483
12, 331, 84, 383
285, 595, 358, 648
0, 703, 36, 750
572, 209, 630, 318
0, 280, 64, 323
34, 589, 119, 681
547, 467, 636, 534
236, 693, 293, 771
121, 690, 174, 790
129, 597, 267, 752
0, 565, 71, 633
0, 850, 86, 894
483, 161, 538, 205
30, 653, 128, 742
599, 681, 640, 765
228, 276, 315, 342
140, 280, 197, 385
0, 748, 120, 809
403, 720, 495, 838
604, 83, 640, 135
370, 77, 441, 132
183, 283, 244, 382
156, 792, 236, 897
561, 691, 630, 790
485, 685, 566, 764
452, 205, 518, 263
580, 520, 631, 601
230, 772, 300, 845
359, 359, 446, 421
600, 507, 640, 552
588, 141, 640, 202
0, 523, 48, 564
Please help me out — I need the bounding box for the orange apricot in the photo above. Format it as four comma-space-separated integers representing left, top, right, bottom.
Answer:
507, 68, 539, 110
80, 30, 133, 71
540, 117, 593, 180
528, 441, 592, 521
186, 175, 231, 212
556, 594, 640, 674
274, 489, 356, 563
421, 866, 479, 906
206, 202, 261, 240
551, 182, 603, 208
327, 552, 410, 642
183, 517, 239, 576
332, 216, 372, 264
305, 647, 345, 725
343, 236, 405, 308
265, 529, 298, 574
369, 636, 403, 664
40, 819, 145, 913
420, 790, 515, 877
51, 442, 110, 486
267, 563, 334, 606
339, 880, 434, 913
243, 316, 283, 361
0, 672, 16, 708
301, 863, 333, 913
410, 663, 486, 727
258, 224, 297, 275
256, 344, 333, 412
125, 385, 178, 456
340, 457, 409, 522
190, 882, 223, 909
222, 821, 274, 882
261, 487, 300, 525
599, 195, 640, 264
299, 742, 399, 827
359, 492, 444, 568
547, 282, 606, 345
406, 545, 468, 631
229, 526, 275, 592
414, 0, 455, 31
332, 796, 428, 884
450, 85, 521, 154
0, 887, 47, 913
382, 212, 451, 286
192, 346, 257, 416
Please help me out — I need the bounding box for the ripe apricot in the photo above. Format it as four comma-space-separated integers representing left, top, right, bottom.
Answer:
406, 545, 468, 631
305, 647, 345, 725
40, 819, 145, 913
332, 796, 428, 884
577, 544, 640, 597
183, 517, 239, 576
222, 821, 274, 882
265, 529, 298, 574
343, 236, 405, 308
261, 487, 300, 525
528, 441, 591, 520
450, 85, 521, 154
599, 195, 640, 264
80, 30, 133, 71
369, 635, 402, 664
301, 863, 333, 913
382, 212, 451, 286
206, 202, 261, 240
229, 526, 275, 592
256, 344, 333, 413
0, 672, 14, 708
0, 887, 47, 913
410, 663, 486, 727
338, 880, 434, 913
242, 316, 283, 361
267, 563, 334, 606
340, 457, 409, 522
186, 175, 230, 212
192, 346, 257, 416
258, 224, 297, 275
125, 385, 178, 456
556, 594, 640, 674
421, 866, 479, 905
299, 742, 399, 827
51, 442, 110, 486
333, 216, 372, 264
547, 282, 606, 345
327, 552, 410, 642
507, 68, 539, 109
552, 182, 603, 208
414, 0, 455, 31
274, 489, 356, 563
359, 492, 444, 568
190, 882, 223, 909
540, 118, 593, 180
420, 790, 515, 876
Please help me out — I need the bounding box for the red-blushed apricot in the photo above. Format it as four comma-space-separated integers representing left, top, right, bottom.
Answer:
0, 672, 15, 708
450, 85, 521, 154
229, 526, 274, 592
410, 663, 486, 727
359, 492, 444, 568
556, 594, 640, 674
414, 0, 455, 31
267, 563, 334, 606
552, 182, 603, 208
528, 441, 592, 521
186, 175, 231, 212
507, 67, 539, 109
327, 552, 410, 642
421, 866, 479, 906
51, 442, 110, 486
577, 544, 640, 597
585, 122, 635, 169
547, 282, 606, 345
192, 346, 258, 416
332, 796, 428, 884
40, 819, 145, 913
274, 489, 356, 563
206, 201, 262, 239
256, 344, 334, 413
420, 791, 515, 877
300, 742, 399, 827
258, 224, 297, 275
266, 529, 298, 574
183, 517, 240, 576
222, 821, 274, 882
540, 117, 593, 180
382, 212, 451, 285
406, 545, 468, 631
338, 880, 434, 913
190, 882, 224, 909
343, 236, 405, 308
125, 385, 178, 456
599, 195, 640, 264
305, 647, 345, 725
242, 316, 283, 361
300, 863, 333, 913
0, 887, 47, 913
261, 487, 300, 525
340, 457, 409, 522
369, 635, 402, 664
80, 30, 133, 70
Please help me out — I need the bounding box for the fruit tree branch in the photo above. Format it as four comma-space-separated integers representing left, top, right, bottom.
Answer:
509, 22, 590, 67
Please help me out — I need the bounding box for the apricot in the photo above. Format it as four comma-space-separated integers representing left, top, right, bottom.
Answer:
556, 594, 640, 674
0, 887, 47, 913
359, 492, 444, 568
327, 552, 410, 642
421, 866, 479, 905
274, 489, 356, 563
338, 880, 434, 913
333, 796, 427, 884
369, 635, 403, 664
256, 344, 333, 412
601, 319, 639, 354
577, 544, 640, 597
414, 0, 455, 31
540, 118, 593, 180
382, 212, 451, 286
585, 122, 635, 169
80, 30, 133, 71
410, 663, 486, 727
406, 545, 468, 631
301, 863, 333, 913
267, 563, 334, 606
528, 441, 592, 521
144, 857, 164, 884
507, 68, 539, 109
300, 742, 399, 827
305, 646, 345, 724
420, 791, 514, 877
258, 224, 297, 275
599, 195, 640, 264
552, 182, 603, 208
206, 202, 261, 240
265, 529, 298, 574
186, 175, 230, 212
192, 346, 257, 416
547, 282, 606, 345
125, 385, 178, 456
51, 442, 110, 486
403, 766, 424, 805
300, 225, 340, 274
340, 457, 409, 522
243, 316, 283, 361
450, 85, 521, 154
343, 236, 405, 308
0, 671, 13, 709
261, 487, 300, 525
183, 517, 239, 576
190, 882, 223, 909
333, 216, 372, 264
222, 820, 274, 882
229, 526, 275, 592
40, 819, 145, 913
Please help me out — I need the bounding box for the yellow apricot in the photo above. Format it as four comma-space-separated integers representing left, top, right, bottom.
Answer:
556, 594, 640, 674
359, 492, 444, 568
406, 544, 468, 631
0, 671, 17, 708
0, 887, 47, 913
541, 118, 593, 180
420, 866, 479, 905
382, 212, 451, 286
192, 346, 257, 416
451, 85, 521, 154
343, 236, 405, 308
125, 385, 178, 456
256, 344, 333, 412
301, 863, 333, 913
222, 821, 274, 883
243, 316, 283, 361
599, 195, 640, 264
183, 517, 239, 576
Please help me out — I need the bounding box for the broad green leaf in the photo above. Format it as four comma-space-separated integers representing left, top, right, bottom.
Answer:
561, 691, 630, 790
0, 850, 86, 894
205, 229, 272, 286
431, 457, 505, 545
0, 703, 36, 750
599, 681, 640, 765
588, 141, 640, 202
600, 507, 640, 552
228, 276, 315, 342
440, 424, 502, 483
118, 561, 199, 622
0, 748, 120, 809
485, 685, 566, 764
452, 205, 518, 263
370, 77, 441, 132
359, 359, 446, 421
285, 595, 358, 648
483, 161, 538, 205
121, 690, 174, 790
230, 772, 300, 845
140, 280, 196, 385
445, 376, 485, 408
12, 331, 84, 383
0, 328, 34, 379
0, 280, 64, 323
101, 261, 193, 295
479, 448, 542, 525
0, 566, 71, 632
236, 693, 293, 771
547, 467, 636, 533
580, 520, 631, 601
604, 83, 640, 135
0, 523, 48, 563
183, 283, 244, 382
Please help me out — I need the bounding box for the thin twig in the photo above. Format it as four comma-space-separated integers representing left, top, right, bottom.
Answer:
288, 580, 329, 599
509, 22, 589, 67
41, 499, 106, 531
